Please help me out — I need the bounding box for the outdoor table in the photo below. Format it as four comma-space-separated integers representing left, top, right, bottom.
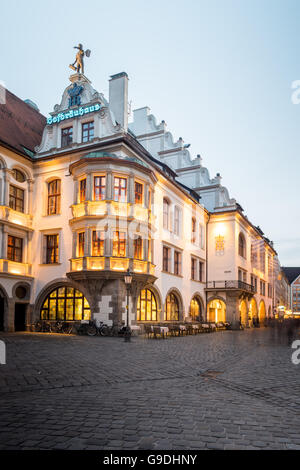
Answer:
179, 325, 186, 335
130, 325, 141, 336
159, 326, 169, 338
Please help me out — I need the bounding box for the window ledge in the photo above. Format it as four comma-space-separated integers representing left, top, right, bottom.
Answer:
161, 271, 183, 278
39, 263, 62, 266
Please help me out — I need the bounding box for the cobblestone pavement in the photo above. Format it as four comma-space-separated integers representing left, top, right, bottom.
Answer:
0, 327, 300, 450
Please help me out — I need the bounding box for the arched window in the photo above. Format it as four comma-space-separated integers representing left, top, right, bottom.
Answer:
163, 198, 169, 230
137, 289, 157, 322
190, 297, 202, 321
41, 287, 91, 321
12, 169, 26, 183
238, 233, 246, 258
165, 292, 179, 321
48, 179, 61, 215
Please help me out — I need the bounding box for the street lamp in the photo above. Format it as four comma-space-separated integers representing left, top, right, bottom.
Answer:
124, 269, 132, 342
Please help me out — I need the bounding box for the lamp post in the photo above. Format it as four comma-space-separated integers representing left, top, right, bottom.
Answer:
124, 269, 132, 342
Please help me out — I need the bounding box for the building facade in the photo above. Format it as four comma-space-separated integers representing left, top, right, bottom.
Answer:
282, 267, 300, 314
0, 69, 279, 332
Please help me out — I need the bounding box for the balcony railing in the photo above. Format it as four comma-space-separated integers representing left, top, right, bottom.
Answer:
206, 280, 256, 294
0, 259, 32, 276
70, 256, 155, 275
71, 201, 155, 225
0, 206, 33, 229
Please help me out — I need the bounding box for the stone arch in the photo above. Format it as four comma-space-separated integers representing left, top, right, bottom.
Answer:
33, 278, 94, 322
10, 164, 32, 181
207, 298, 226, 323
188, 292, 205, 322
135, 285, 161, 323
164, 287, 184, 321
0, 155, 7, 169
259, 300, 266, 324
0, 283, 9, 331
240, 299, 248, 326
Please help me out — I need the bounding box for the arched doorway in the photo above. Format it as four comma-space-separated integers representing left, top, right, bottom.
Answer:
40, 287, 91, 321
190, 296, 203, 322
164, 292, 180, 321
249, 298, 258, 326
137, 289, 158, 322
207, 299, 226, 323
240, 300, 248, 326
259, 300, 266, 325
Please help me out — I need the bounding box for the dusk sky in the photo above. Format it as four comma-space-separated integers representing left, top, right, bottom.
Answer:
1, 0, 300, 265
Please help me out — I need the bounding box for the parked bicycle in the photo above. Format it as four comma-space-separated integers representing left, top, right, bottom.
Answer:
86, 320, 127, 337
32, 320, 52, 333
51, 321, 73, 334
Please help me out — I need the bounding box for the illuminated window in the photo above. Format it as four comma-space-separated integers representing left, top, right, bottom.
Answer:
165, 293, 179, 321
92, 231, 105, 256
114, 177, 127, 203
78, 232, 85, 257
46, 235, 59, 264
82, 121, 94, 143
113, 231, 126, 257
190, 298, 202, 321
79, 179, 86, 203
7, 235, 23, 262
134, 236, 143, 260
12, 169, 25, 183
137, 289, 157, 322
61, 127, 73, 147
9, 185, 24, 213
94, 176, 106, 201
238, 233, 246, 258
174, 251, 181, 275
135, 182, 143, 204
41, 287, 91, 321
48, 180, 61, 215
163, 198, 169, 229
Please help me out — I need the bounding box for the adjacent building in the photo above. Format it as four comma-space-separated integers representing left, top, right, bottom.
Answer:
0, 69, 280, 332
282, 267, 300, 314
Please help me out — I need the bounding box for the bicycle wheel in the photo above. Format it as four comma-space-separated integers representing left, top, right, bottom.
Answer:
62, 323, 73, 334
99, 325, 109, 336
87, 324, 97, 336
34, 321, 42, 332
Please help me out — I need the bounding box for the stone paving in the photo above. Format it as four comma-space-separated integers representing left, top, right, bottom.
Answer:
0, 327, 300, 450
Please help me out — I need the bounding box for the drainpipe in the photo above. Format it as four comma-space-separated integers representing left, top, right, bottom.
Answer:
205, 213, 210, 321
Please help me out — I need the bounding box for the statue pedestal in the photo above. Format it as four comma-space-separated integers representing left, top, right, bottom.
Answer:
69, 73, 91, 84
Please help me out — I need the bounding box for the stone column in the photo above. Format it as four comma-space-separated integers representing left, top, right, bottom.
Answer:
6, 298, 15, 332
226, 292, 241, 329
87, 173, 93, 201
128, 173, 134, 204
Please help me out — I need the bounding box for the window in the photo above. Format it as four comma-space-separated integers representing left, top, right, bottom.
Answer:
238, 233, 246, 258
165, 293, 179, 321
137, 289, 157, 322
92, 231, 105, 256
191, 217, 196, 244
48, 180, 61, 215
78, 232, 85, 257
82, 121, 94, 143
61, 127, 73, 147
134, 236, 143, 260
163, 246, 170, 272
12, 169, 25, 183
46, 235, 59, 264
174, 251, 181, 276
191, 258, 197, 280
113, 231, 126, 257
174, 206, 180, 236
9, 185, 24, 213
114, 177, 127, 203
79, 179, 86, 203
94, 176, 106, 201
199, 261, 204, 282
163, 198, 169, 230
7, 235, 23, 262
260, 281, 266, 296
190, 298, 202, 321
41, 287, 91, 321
199, 224, 205, 249
135, 182, 143, 204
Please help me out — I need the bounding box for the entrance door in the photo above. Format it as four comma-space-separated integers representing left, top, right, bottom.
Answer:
14, 303, 27, 331
0, 297, 4, 331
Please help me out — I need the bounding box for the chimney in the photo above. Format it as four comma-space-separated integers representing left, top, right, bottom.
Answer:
109, 72, 129, 130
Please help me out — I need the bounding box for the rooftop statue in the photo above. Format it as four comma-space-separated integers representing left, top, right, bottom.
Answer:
69, 44, 91, 75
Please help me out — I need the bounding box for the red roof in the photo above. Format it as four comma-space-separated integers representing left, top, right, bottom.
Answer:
0, 89, 46, 156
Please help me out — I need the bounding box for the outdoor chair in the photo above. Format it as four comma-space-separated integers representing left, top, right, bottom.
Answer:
144, 324, 154, 338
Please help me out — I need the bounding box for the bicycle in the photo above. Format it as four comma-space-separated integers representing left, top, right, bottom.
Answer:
32, 320, 52, 333
51, 321, 73, 334
87, 320, 126, 337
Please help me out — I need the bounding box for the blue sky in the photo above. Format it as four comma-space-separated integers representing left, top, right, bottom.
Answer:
1, 0, 300, 265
